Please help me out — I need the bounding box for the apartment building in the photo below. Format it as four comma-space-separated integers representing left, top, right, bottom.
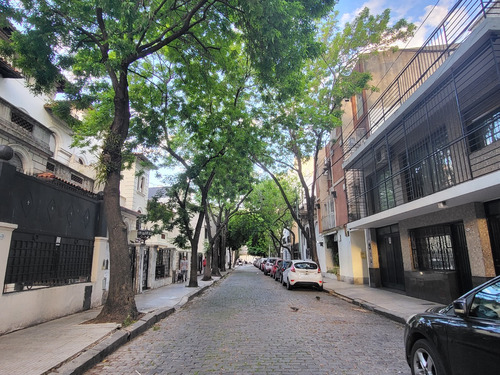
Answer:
340, 0, 500, 304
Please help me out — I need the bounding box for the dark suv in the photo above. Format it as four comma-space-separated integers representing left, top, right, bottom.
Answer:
404, 275, 500, 375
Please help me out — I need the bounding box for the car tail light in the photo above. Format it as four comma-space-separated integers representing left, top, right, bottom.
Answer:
317, 267, 321, 273
291, 265, 296, 272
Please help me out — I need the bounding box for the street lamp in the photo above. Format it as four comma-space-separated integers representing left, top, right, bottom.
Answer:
137, 229, 152, 243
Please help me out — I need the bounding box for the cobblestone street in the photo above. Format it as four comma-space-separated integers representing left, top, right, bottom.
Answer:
85, 266, 410, 375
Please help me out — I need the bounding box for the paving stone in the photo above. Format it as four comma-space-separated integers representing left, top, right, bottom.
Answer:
85, 266, 410, 375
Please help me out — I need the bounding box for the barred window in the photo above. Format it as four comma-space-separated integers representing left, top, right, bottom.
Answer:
11, 111, 33, 132
468, 109, 500, 152
71, 174, 83, 184
46, 162, 55, 172
155, 248, 171, 279
410, 225, 456, 271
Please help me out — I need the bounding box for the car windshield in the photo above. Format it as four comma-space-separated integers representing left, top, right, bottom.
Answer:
295, 262, 317, 270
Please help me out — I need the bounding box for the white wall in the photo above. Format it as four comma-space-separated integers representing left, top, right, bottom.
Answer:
0, 228, 109, 335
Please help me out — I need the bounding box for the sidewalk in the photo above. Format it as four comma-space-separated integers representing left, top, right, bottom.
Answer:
322, 274, 442, 324
0, 269, 442, 375
0, 274, 225, 375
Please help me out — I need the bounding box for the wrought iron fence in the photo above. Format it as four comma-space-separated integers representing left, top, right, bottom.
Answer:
4, 232, 93, 293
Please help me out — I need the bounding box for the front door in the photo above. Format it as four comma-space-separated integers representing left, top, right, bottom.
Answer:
450, 222, 473, 294
486, 200, 500, 275
377, 224, 405, 291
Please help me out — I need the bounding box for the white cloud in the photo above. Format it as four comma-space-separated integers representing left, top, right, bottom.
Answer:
406, 2, 452, 48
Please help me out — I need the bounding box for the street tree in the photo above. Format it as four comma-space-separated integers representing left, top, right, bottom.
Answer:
133, 33, 262, 287
204, 161, 255, 277
227, 177, 296, 257
245, 177, 296, 255
1, 0, 335, 323
254, 8, 415, 264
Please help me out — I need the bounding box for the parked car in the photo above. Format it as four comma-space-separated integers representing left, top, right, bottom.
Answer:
264, 257, 279, 275
259, 258, 268, 272
269, 259, 282, 278
275, 260, 292, 282
281, 259, 323, 291
404, 275, 500, 375
255, 258, 265, 270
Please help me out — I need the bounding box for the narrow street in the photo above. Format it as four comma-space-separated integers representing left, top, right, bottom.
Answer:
85, 266, 410, 375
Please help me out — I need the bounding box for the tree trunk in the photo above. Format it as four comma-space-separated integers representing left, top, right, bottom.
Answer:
92, 72, 138, 323
188, 232, 200, 287
211, 236, 221, 276
306, 209, 319, 265
220, 225, 227, 270
202, 247, 213, 281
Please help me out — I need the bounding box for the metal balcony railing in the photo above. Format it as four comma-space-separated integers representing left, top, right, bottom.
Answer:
342, 0, 500, 160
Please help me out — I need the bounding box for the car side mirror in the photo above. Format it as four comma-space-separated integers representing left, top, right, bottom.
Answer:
453, 298, 467, 317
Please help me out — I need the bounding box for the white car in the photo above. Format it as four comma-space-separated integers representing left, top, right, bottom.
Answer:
282, 260, 323, 291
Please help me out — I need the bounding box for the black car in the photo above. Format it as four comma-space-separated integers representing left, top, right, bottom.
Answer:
404, 275, 500, 375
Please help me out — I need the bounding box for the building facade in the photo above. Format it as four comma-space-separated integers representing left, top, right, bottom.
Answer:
341, 1, 500, 303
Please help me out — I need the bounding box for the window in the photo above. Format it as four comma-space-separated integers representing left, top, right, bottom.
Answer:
468, 108, 500, 152
46, 162, 55, 172
71, 174, 83, 184
366, 166, 395, 215
469, 280, 500, 320
294, 262, 318, 270
11, 111, 33, 132
355, 92, 365, 120
156, 248, 171, 279
137, 176, 145, 193
402, 126, 454, 202
410, 225, 456, 271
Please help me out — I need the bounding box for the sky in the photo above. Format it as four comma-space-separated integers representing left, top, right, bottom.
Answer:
336, 0, 455, 47
148, 0, 456, 187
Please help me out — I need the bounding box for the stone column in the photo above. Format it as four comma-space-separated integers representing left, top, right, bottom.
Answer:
0, 222, 18, 293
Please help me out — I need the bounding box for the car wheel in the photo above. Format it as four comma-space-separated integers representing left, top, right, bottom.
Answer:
317, 284, 323, 291
286, 279, 293, 290
410, 339, 446, 375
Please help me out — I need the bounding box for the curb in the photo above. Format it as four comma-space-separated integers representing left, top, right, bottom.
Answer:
325, 289, 406, 325
50, 273, 230, 375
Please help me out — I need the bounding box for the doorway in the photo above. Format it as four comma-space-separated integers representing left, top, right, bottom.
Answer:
486, 200, 500, 275
376, 224, 405, 291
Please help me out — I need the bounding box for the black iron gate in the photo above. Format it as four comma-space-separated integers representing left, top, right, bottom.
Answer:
142, 247, 149, 290
450, 222, 473, 294
376, 224, 405, 291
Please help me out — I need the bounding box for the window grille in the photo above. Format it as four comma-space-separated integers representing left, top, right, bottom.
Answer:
410, 225, 456, 271
71, 174, 83, 184
11, 111, 33, 132
46, 162, 55, 172
4, 232, 93, 293
467, 108, 500, 152
155, 248, 171, 279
